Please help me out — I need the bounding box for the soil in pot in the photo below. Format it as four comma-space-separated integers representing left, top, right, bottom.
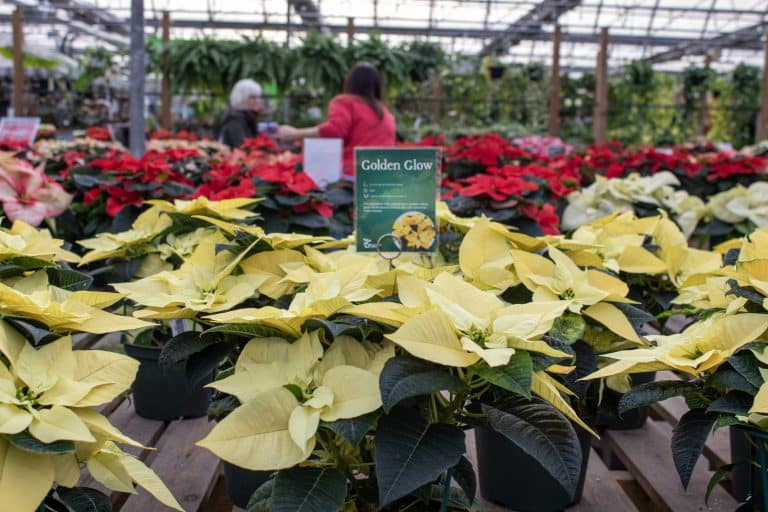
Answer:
596, 372, 656, 430
124, 343, 212, 420
475, 422, 592, 512
222, 461, 272, 509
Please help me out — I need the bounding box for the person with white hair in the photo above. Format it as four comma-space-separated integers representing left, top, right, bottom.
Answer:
218, 79, 266, 148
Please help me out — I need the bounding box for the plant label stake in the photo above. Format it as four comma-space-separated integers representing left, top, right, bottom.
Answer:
355, 147, 440, 254
375, 233, 402, 270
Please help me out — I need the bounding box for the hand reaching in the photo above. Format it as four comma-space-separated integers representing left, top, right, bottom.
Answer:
275, 125, 298, 140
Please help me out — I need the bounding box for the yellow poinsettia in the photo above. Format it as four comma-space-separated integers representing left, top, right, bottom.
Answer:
0, 271, 153, 334
673, 275, 748, 312
146, 196, 260, 220
659, 244, 723, 289
206, 263, 383, 336
718, 229, 768, 310
511, 246, 643, 343
280, 246, 392, 294
197, 331, 392, 471
386, 272, 571, 367
78, 206, 173, 265
566, 213, 667, 275
458, 217, 519, 291
585, 311, 768, 380
113, 233, 266, 319
437, 201, 477, 231
383, 272, 595, 434
736, 228, 768, 263
512, 246, 630, 310
281, 245, 455, 300
0, 324, 182, 511
0, 221, 78, 264
239, 248, 306, 300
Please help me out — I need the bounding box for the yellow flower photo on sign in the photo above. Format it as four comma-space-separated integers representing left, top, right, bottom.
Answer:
392, 211, 436, 251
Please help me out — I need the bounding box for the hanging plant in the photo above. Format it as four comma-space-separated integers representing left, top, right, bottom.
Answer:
291, 31, 349, 96
349, 34, 409, 90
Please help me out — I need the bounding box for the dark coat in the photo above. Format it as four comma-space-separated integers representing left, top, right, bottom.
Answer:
218, 109, 259, 148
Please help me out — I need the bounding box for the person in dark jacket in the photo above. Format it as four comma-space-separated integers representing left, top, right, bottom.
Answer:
218, 79, 265, 148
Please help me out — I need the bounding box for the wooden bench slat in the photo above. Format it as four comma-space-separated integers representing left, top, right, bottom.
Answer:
604, 420, 737, 512
567, 449, 639, 512
121, 416, 220, 512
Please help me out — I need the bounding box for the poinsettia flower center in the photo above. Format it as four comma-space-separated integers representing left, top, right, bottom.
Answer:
15, 386, 41, 408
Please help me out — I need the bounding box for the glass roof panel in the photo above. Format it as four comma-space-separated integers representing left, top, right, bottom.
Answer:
1, 0, 766, 73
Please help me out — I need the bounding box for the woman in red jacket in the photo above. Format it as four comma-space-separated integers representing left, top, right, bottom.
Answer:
276, 63, 396, 179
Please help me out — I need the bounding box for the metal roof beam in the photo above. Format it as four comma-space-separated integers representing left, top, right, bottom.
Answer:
6, 11, 767, 54
287, 0, 323, 27
479, 0, 582, 56
6, 1, 129, 47
646, 21, 768, 63
35, 0, 128, 36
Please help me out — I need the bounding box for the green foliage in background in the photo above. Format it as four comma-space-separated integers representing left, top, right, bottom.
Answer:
709, 64, 760, 148
607, 60, 678, 146
0, 47, 61, 70
140, 31, 764, 147
72, 47, 120, 92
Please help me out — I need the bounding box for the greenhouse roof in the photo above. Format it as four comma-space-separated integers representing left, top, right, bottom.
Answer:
1, 0, 767, 73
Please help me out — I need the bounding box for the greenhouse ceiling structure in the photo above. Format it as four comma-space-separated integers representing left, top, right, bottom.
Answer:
1, 0, 767, 73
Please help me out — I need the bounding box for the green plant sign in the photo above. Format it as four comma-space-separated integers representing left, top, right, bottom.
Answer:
355, 148, 439, 253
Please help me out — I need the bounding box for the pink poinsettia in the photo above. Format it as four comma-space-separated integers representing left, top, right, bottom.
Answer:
0, 154, 72, 226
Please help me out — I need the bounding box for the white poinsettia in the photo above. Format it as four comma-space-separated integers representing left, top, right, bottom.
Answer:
709, 182, 768, 228
562, 177, 627, 231
562, 172, 705, 236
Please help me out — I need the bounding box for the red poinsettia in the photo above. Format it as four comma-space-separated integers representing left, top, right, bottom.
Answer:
104, 186, 144, 217
85, 126, 112, 141
521, 203, 560, 235
193, 179, 255, 201
457, 173, 539, 202
293, 199, 333, 218
242, 135, 278, 153
447, 134, 530, 168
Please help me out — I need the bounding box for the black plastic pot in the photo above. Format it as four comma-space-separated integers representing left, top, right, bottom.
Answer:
222, 461, 271, 509
489, 65, 505, 80
124, 343, 212, 420
475, 422, 592, 511
596, 372, 656, 430
730, 425, 764, 508
445, 160, 485, 181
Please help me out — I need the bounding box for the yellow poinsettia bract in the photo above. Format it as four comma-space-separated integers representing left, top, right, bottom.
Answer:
0, 271, 153, 334
113, 233, 265, 319
0, 325, 182, 511
197, 331, 392, 470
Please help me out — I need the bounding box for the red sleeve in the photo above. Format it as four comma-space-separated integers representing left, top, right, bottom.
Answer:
317, 97, 353, 138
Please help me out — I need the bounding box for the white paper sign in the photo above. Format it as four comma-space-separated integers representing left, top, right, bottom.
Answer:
0, 117, 40, 147
303, 138, 342, 189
